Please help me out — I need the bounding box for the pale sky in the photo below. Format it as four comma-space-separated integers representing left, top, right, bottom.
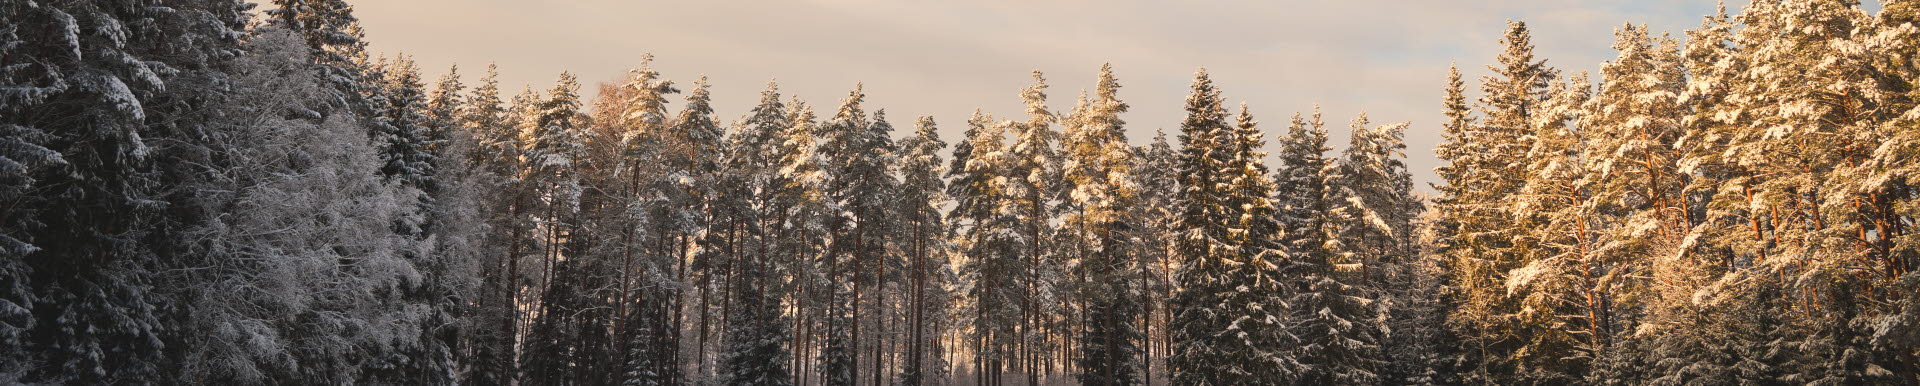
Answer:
336, 0, 1748, 188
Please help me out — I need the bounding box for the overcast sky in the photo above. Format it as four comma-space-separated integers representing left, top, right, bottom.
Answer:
341, 0, 1755, 189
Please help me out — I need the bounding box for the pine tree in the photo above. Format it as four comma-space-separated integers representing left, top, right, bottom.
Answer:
519, 72, 590, 386
1061, 64, 1144, 385
896, 116, 950, 386
462, 62, 526, 386
1864, 1, 1920, 381
1719, 2, 1900, 382
416, 63, 484, 386
951, 110, 1022, 386
815, 84, 895, 386
1004, 71, 1063, 385
1501, 73, 1594, 384
720, 81, 796, 386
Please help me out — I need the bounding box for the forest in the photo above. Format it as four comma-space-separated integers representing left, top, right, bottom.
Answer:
2, 0, 1918, 385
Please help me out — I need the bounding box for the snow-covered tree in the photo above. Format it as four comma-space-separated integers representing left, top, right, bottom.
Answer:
1433, 20, 1558, 384
1334, 114, 1428, 385
815, 84, 896, 386
461, 62, 527, 386
1129, 130, 1181, 383
1004, 71, 1063, 385
153, 28, 425, 384
1287, 114, 1386, 385
0, 0, 248, 382
1167, 68, 1258, 385
950, 110, 1022, 385
1061, 64, 1144, 385
266, 0, 373, 120
519, 72, 590, 385
719, 81, 796, 386
1502, 72, 1596, 384
896, 115, 951, 386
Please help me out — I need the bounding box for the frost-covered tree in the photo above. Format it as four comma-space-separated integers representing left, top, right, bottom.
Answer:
1286, 114, 1386, 385
1712, 1, 1902, 383
1061, 64, 1144, 385
720, 81, 796, 386
815, 84, 896, 386
1129, 130, 1181, 383
1218, 103, 1296, 383
1166, 68, 1254, 385
1502, 73, 1595, 384
1334, 113, 1428, 385
1003, 71, 1063, 385
0, 0, 251, 382
950, 110, 1022, 386
1433, 20, 1557, 383
519, 72, 590, 385
461, 62, 527, 386
152, 28, 425, 384
896, 115, 952, 386
266, 0, 372, 120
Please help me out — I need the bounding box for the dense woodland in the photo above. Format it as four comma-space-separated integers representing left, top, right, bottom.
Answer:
3, 0, 1919, 385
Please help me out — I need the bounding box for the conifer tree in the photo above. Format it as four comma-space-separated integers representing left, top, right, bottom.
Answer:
1334, 113, 1428, 384
1218, 103, 1295, 383
519, 72, 590, 385
1129, 131, 1181, 382
897, 116, 951, 386
951, 111, 1021, 386
1062, 64, 1144, 385
816, 84, 895, 386
720, 81, 796, 386
1433, 21, 1557, 383
1718, 2, 1900, 382
1005, 71, 1062, 385
267, 0, 372, 120
1502, 73, 1594, 384
0, 1, 252, 382
462, 62, 528, 386
1166, 68, 1245, 385
1287, 114, 1385, 385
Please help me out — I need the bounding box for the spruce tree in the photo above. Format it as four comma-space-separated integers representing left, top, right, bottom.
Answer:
1287, 114, 1385, 385
1433, 21, 1557, 383
1130, 131, 1181, 383
1165, 68, 1242, 385
0, 1, 250, 382
266, 0, 372, 120
462, 63, 527, 386
1218, 103, 1295, 383
1335, 113, 1429, 385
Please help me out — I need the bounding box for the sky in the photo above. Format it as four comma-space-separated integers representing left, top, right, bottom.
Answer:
336, 0, 1749, 189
